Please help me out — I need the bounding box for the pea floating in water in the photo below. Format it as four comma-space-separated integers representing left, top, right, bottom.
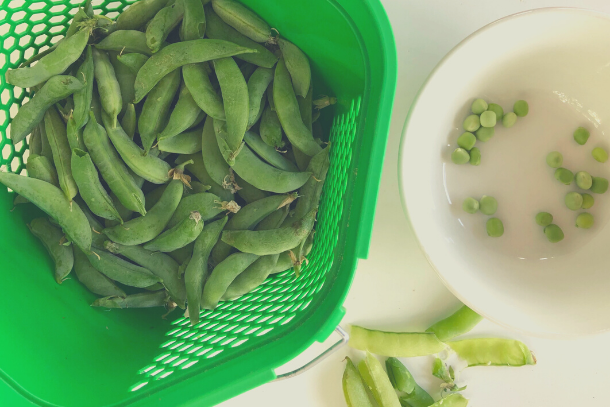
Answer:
451, 148, 470, 165
475, 126, 494, 142
513, 100, 529, 117
573, 127, 590, 145
486, 218, 504, 237
565, 192, 583, 210
554, 168, 573, 185
592, 147, 608, 163
457, 132, 476, 150
535, 212, 553, 227
544, 224, 564, 243
462, 197, 479, 214
471, 98, 488, 114
590, 176, 609, 194
479, 111, 496, 128
502, 112, 517, 128
463, 114, 480, 132
479, 195, 498, 215
469, 147, 481, 166
487, 103, 503, 123
546, 151, 563, 168
576, 213, 594, 229
575, 171, 592, 190
581, 193, 595, 209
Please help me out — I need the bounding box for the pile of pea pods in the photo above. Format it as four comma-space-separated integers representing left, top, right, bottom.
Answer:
2, 0, 332, 325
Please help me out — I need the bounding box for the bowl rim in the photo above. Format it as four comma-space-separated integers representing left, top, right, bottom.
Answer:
397, 6, 610, 338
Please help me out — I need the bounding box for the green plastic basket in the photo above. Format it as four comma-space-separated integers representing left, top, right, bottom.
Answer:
0, 0, 396, 405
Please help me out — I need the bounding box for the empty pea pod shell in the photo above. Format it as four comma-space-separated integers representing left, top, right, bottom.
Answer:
73, 246, 126, 297
96, 30, 154, 56
211, 0, 272, 43
116, 0, 171, 31
278, 38, 311, 98
426, 305, 483, 341
343, 357, 375, 407
349, 325, 446, 357
92, 290, 169, 309
28, 217, 74, 284
144, 211, 204, 252
448, 338, 536, 367
358, 352, 401, 407
201, 252, 259, 310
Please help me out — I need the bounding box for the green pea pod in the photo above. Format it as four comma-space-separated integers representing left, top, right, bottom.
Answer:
290, 146, 330, 224
175, 153, 234, 201
349, 326, 446, 357
211, 0, 271, 43
254, 206, 289, 232
201, 252, 259, 310
139, 68, 181, 153
244, 131, 298, 172
183, 63, 225, 120
96, 30, 154, 56
169, 242, 194, 264
103, 113, 171, 184
343, 357, 375, 407
78, 202, 107, 249
71, 149, 122, 222
144, 211, 204, 252
185, 216, 227, 325
448, 338, 536, 367
67, 114, 87, 152
10, 75, 84, 144
117, 53, 150, 76
273, 250, 293, 274
166, 192, 225, 229
87, 249, 160, 288
121, 103, 137, 139
144, 184, 168, 211
158, 126, 202, 154
213, 57, 248, 158
222, 253, 279, 301
159, 84, 204, 140
231, 144, 311, 193
234, 172, 268, 204
292, 148, 311, 175
26, 154, 59, 187
147, 0, 185, 53
239, 62, 257, 82
385, 358, 415, 394
83, 112, 146, 216
116, 0, 172, 30
293, 84, 314, 171
274, 58, 321, 156
103, 161, 188, 245
246, 67, 273, 128
278, 38, 311, 98
267, 82, 275, 110
134, 39, 256, 102
204, 117, 232, 185
221, 207, 316, 256
92, 290, 169, 309
426, 394, 468, 407
358, 352, 401, 407
66, 7, 89, 38
426, 305, 483, 342
6, 28, 89, 88
399, 385, 435, 407
28, 217, 74, 284
108, 51, 136, 114
92, 48, 122, 127
73, 46, 95, 130
259, 104, 283, 149
292, 229, 314, 276
91, 87, 103, 124
105, 168, 146, 228
44, 107, 78, 201
105, 241, 186, 308
73, 246, 126, 297
29, 126, 42, 155
180, 0, 206, 41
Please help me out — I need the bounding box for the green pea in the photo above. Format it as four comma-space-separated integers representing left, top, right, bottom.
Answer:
502, 112, 517, 128
486, 218, 504, 237
448, 338, 536, 367
573, 127, 590, 145
574, 212, 594, 229
554, 168, 574, 185
546, 151, 563, 168
581, 193, 594, 209
247, 67, 274, 128
451, 148, 470, 164
158, 85, 205, 141
544, 224, 564, 243
29, 217, 74, 284
86, 248, 160, 288
471, 98, 488, 114
426, 305, 483, 341
462, 197, 479, 214
487, 103, 504, 122
116, 0, 170, 31
457, 132, 476, 150
244, 131, 299, 172
479, 195, 498, 215
513, 100, 529, 117
73, 46, 94, 130
92, 291, 169, 309
211, 0, 272, 43
73, 246, 126, 297
575, 171, 592, 190
44, 107, 79, 202
592, 147, 608, 163
278, 38, 311, 98
259, 105, 284, 149
535, 212, 553, 226
590, 176, 609, 194
475, 126, 494, 142
565, 192, 583, 210
202, 252, 260, 310
343, 357, 375, 407
463, 114, 480, 132
480, 110, 496, 127
469, 147, 481, 166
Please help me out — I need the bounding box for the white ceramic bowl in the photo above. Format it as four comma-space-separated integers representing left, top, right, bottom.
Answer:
400, 8, 610, 337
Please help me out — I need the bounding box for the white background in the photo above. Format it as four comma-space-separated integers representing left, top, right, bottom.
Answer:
222, 1, 610, 406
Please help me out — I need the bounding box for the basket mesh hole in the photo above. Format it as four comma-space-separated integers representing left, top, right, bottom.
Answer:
12, 10, 26, 21
8, 0, 25, 8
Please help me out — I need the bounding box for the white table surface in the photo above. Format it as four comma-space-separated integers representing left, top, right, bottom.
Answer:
221, 1, 610, 406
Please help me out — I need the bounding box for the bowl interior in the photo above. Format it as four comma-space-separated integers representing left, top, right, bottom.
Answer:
400, 8, 610, 337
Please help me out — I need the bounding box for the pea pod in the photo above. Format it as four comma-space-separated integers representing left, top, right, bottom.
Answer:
87, 249, 160, 288
259, 105, 283, 149
67, 114, 87, 152
399, 385, 435, 407
205, 8, 277, 68
158, 85, 204, 141
343, 357, 375, 407
26, 154, 59, 187
157, 126, 202, 154
426, 394, 468, 407
91, 87, 103, 124
96, 30, 154, 56
183, 63, 225, 120
29, 126, 42, 155
273, 250, 293, 274
103, 161, 189, 245
44, 107, 78, 201
121, 103, 137, 139
448, 338, 536, 367
266, 83, 275, 111
254, 206, 289, 232
134, 39, 256, 102
291, 146, 330, 223
92, 291, 169, 309
358, 352, 401, 407
234, 173, 269, 203
349, 326, 446, 357
200, 117, 232, 185
73, 46, 95, 129
175, 153, 234, 201
278, 38, 311, 98
144, 211, 204, 252
222, 207, 315, 256
6, 28, 89, 88
78, 202, 107, 249
201, 252, 259, 310
105, 168, 146, 228
185, 216, 227, 325
73, 246, 126, 297
169, 242, 195, 264
166, 192, 226, 229
28, 217, 74, 284
117, 53, 149, 76
211, 0, 272, 43
146, 0, 185, 53
274, 58, 321, 156
246, 67, 273, 128
116, 0, 172, 31
426, 305, 483, 342
92, 48, 122, 127
293, 84, 314, 171
385, 357, 415, 395
10, 75, 84, 144
105, 241, 186, 308
138, 68, 181, 153
213, 57, 248, 159
108, 51, 136, 115
244, 131, 298, 172
180, 0, 206, 41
